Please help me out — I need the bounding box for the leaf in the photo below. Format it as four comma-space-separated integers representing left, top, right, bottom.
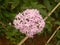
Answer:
45, 22, 52, 33
56, 41, 60, 45
43, 0, 52, 11
56, 30, 60, 39
21, 2, 46, 11
55, 21, 60, 25
55, 0, 60, 2
46, 17, 55, 21
2, 0, 20, 10
46, 43, 52, 45
10, 0, 20, 9
31, 2, 46, 9
3, 11, 16, 21
39, 9, 48, 17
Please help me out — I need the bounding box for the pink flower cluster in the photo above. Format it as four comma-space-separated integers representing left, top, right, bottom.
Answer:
13, 9, 45, 38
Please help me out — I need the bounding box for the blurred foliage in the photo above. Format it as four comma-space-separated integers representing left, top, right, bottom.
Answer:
46, 43, 52, 45
0, 0, 60, 45
56, 30, 60, 39
56, 41, 60, 45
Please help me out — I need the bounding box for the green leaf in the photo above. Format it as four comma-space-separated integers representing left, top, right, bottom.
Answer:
5, 0, 20, 9
31, 2, 46, 9
47, 17, 55, 21
46, 43, 52, 45
56, 30, 60, 39
21, 2, 46, 11
56, 41, 60, 45
11, 0, 20, 9
3, 11, 16, 21
45, 22, 52, 33
39, 9, 48, 17
55, 21, 60, 25
55, 0, 60, 2
43, 0, 52, 11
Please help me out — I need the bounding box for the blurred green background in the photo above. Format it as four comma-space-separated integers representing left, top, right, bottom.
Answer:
0, 0, 60, 45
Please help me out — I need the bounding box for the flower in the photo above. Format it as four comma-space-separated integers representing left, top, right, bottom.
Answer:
13, 9, 45, 38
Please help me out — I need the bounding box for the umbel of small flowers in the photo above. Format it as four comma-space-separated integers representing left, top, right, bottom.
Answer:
13, 9, 45, 38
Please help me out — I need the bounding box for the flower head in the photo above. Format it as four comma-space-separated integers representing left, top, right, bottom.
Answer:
13, 9, 45, 38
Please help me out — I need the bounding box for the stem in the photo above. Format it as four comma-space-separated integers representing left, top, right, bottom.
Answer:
45, 26, 60, 45
18, 36, 28, 45
44, 2, 60, 21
